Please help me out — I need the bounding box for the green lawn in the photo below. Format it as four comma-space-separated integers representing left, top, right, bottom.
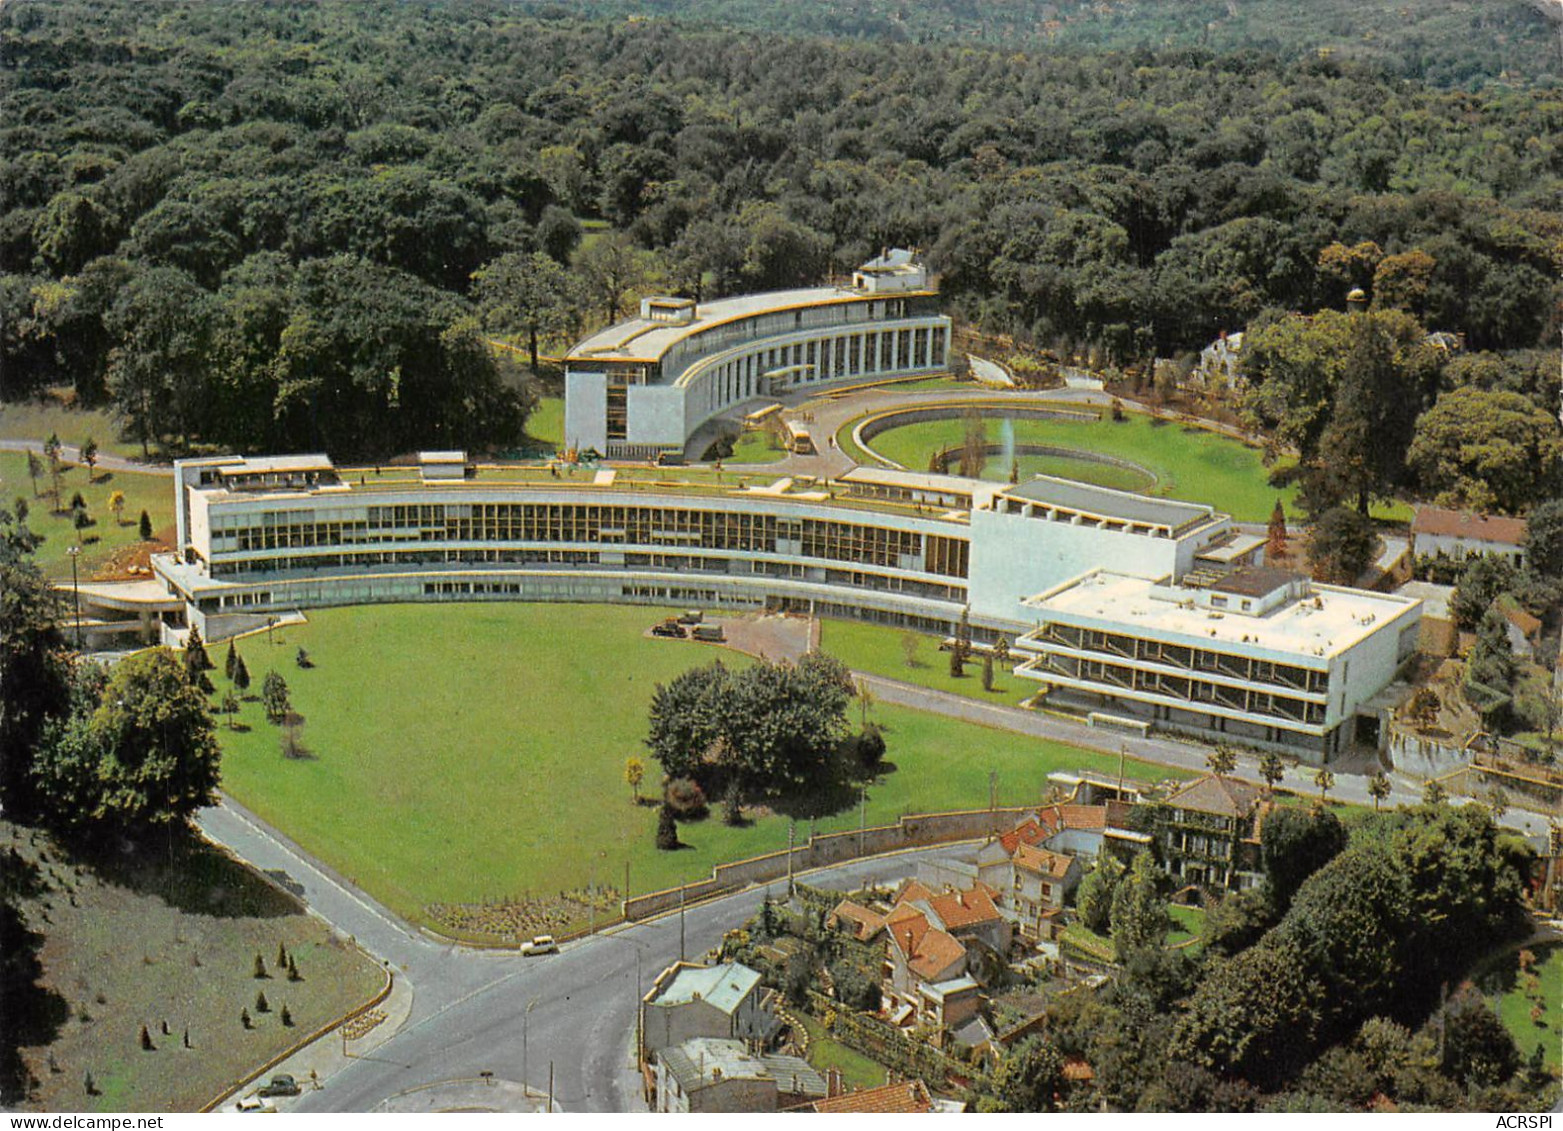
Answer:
1, 453, 175, 580
819, 619, 1032, 707
1167, 904, 1205, 948
525, 396, 564, 450
1064, 904, 1204, 960
0, 400, 141, 458
859, 409, 1416, 524
726, 429, 786, 465
213, 604, 1190, 931
1487, 941, 1562, 1074
863, 411, 1299, 522
797, 1011, 887, 1092
5, 819, 382, 1114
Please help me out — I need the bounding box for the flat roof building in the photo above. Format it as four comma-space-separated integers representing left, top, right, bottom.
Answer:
1012, 569, 1422, 760
145, 449, 1418, 759
563, 250, 952, 458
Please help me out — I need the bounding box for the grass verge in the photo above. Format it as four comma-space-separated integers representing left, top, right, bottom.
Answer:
819, 619, 1031, 707
1, 453, 175, 580
4, 820, 382, 1113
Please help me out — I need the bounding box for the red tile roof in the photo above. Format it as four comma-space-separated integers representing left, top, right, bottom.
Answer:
926, 885, 1003, 931
886, 910, 967, 982
1412, 506, 1526, 546
1502, 604, 1542, 638
999, 817, 1048, 855
1014, 843, 1075, 879
827, 900, 886, 942
808, 1080, 934, 1113
1055, 803, 1108, 831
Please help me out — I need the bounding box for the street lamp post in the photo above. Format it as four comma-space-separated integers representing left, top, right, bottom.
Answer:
523, 998, 538, 1094
67, 545, 82, 650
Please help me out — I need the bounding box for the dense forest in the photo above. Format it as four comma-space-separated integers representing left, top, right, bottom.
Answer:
2, 0, 1561, 464
576, 0, 1562, 88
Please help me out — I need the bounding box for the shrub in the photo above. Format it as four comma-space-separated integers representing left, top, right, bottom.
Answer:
846, 725, 886, 773
665, 777, 708, 819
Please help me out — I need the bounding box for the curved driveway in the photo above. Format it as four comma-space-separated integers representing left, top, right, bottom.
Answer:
200, 796, 985, 1113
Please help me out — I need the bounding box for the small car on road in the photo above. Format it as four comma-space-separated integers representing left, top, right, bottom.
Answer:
520, 934, 559, 956
257, 1075, 301, 1098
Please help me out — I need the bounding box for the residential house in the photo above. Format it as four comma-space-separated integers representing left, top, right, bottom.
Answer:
1008, 844, 1082, 942
656, 1037, 826, 1113
1411, 507, 1527, 568
799, 1079, 939, 1113
1499, 600, 1542, 659
1152, 774, 1272, 892
974, 803, 1146, 940
640, 962, 777, 1065
883, 901, 968, 1017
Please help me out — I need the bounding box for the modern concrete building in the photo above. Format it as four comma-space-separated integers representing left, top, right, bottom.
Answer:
563, 250, 952, 458
143, 451, 1417, 756
1011, 567, 1422, 760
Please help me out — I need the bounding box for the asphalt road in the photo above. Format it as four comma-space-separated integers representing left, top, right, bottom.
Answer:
199, 797, 977, 1113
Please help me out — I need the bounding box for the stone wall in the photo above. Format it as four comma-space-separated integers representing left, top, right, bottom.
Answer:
623, 807, 1031, 921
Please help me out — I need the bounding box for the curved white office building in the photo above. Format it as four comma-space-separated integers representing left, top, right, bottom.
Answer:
141, 454, 1418, 763
563, 250, 953, 459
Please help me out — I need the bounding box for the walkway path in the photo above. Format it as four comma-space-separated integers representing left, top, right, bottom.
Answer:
0, 438, 172, 476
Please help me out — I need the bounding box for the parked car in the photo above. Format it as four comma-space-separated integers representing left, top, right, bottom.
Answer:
257, 1075, 301, 1098
691, 624, 725, 643
677, 609, 704, 625
651, 621, 686, 638
235, 1096, 276, 1113
521, 934, 559, 956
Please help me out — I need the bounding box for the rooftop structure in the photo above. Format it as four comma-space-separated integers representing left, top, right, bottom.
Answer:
646, 962, 760, 1013
563, 250, 952, 458
1002, 476, 1218, 538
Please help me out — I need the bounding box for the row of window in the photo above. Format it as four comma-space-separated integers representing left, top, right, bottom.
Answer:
210, 503, 970, 577
1037, 623, 1328, 694
206, 547, 967, 602
1033, 653, 1328, 726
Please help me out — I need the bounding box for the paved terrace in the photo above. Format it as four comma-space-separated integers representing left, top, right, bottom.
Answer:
198, 466, 977, 525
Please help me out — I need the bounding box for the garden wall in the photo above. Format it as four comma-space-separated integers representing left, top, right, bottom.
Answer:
623, 806, 1031, 921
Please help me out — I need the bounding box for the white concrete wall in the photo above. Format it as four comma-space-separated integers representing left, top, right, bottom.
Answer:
1328, 593, 1421, 728
967, 508, 1190, 625
564, 371, 608, 452
626, 385, 687, 448
1415, 532, 1523, 566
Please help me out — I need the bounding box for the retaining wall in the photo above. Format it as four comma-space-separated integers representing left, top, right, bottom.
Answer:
1388, 726, 1474, 779
623, 806, 1031, 921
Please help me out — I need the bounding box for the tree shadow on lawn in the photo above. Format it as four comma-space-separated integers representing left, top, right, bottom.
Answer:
0, 851, 69, 1105
64, 829, 301, 920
